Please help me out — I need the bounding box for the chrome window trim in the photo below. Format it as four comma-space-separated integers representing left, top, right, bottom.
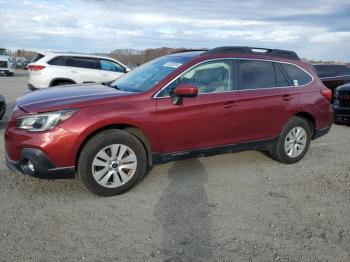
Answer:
153, 58, 314, 98
319, 74, 350, 80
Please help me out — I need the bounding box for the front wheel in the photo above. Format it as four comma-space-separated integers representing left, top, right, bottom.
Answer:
271, 117, 311, 164
78, 129, 147, 196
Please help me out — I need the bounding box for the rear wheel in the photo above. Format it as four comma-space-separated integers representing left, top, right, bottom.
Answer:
271, 117, 311, 164
5, 71, 14, 76
78, 129, 147, 196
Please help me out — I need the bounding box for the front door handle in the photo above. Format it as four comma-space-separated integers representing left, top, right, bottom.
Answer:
223, 101, 237, 109
70, 70, 78, 73
282, 94, 293, 101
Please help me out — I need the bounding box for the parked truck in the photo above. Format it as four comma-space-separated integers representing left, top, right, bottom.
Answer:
0, 48, 15, 76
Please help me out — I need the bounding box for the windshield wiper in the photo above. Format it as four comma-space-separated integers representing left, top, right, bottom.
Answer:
102, 81, 123, 90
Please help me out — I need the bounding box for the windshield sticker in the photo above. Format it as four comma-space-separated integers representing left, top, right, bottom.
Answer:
163, 62, 182, 68
293, 80, 299, 86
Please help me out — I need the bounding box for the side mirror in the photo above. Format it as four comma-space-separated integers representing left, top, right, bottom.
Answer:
125, 67, 131, 73
172, 84, 198, 105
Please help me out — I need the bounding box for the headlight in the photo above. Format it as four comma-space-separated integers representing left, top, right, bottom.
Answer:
15, 109, 77, 132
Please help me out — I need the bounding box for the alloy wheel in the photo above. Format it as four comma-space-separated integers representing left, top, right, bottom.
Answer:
91, 144, 137, 188
284, 127, 307, 158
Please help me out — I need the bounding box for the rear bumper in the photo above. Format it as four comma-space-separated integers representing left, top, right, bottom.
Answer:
333, 105, 350, 123
5, 148, 75, 179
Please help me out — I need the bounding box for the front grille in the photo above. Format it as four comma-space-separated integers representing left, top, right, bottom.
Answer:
338, 91, 350, 108
0, 60, 8, 68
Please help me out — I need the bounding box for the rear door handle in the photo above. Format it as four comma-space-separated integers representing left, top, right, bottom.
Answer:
282, 94, 293, 101
70, 70, 78, 73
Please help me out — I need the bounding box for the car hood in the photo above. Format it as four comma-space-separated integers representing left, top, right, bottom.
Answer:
17, 83, 133, 113
336, 83, 350, 91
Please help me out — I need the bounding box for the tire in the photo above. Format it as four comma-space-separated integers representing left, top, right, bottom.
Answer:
78, 129, 147, 196
271, 117, 311, 164
6, 71, 14, 76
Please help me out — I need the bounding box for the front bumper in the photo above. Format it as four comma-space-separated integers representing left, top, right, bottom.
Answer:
6, 148, 75, 179
312, 127, 331, 140
28, 84, 37, 91
333, 105, 350, 123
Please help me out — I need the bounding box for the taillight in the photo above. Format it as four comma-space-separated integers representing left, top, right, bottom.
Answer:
321, 89, 332, 102
28, 65, 46, 71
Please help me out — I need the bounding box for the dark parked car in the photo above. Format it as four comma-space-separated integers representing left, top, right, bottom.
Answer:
334, 83, 350, 124
16, 60, 31, 70
5, 46, 333, 196
313, 64, 350, 91
0, 95, 6, 120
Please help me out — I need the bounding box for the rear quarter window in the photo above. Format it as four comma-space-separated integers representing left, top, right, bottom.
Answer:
31, 53, 44, 62
48, 56, 67, 66
281, 63, 312, 86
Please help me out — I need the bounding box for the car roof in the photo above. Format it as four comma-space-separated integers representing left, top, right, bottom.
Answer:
313, 64, 348, 67
169, 46, 301, 63
42, 51, 119, 61
33, 51, 126, 67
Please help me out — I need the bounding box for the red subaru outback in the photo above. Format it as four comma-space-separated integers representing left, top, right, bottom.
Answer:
5, 47, 333, 196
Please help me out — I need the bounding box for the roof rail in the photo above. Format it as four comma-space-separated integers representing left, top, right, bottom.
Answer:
170, 49, 208, 54
201, 46, 300, 60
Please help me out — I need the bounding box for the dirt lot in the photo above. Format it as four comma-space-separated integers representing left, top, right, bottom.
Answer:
0, 71, 349, 262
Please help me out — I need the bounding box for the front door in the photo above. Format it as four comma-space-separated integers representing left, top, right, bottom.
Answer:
156, 60, 240, 153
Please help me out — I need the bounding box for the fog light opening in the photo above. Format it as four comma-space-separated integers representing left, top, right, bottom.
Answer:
27, 160, 35, 172
21, 158, 35, 174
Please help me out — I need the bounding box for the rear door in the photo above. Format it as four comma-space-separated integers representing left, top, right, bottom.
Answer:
156, 59, 240, 153
99, 59, 125, 82
237, 59, 300, 142
66, 56, 100, 83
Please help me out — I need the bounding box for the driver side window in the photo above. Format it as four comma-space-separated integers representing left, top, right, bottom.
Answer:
160, 60, 232, 97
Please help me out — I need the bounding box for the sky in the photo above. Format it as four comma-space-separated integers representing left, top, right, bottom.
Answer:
1, 0, 350, 61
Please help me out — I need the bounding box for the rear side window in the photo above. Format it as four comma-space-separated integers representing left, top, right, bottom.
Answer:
281, 64, 312, 86
100, 59, 125, 73
48, 56, 67, 66
31, 53, 44, 62
336, 65, 350, 76
314, 65, 338, 78
239, 60, 275, 90
67, 57, 99, 69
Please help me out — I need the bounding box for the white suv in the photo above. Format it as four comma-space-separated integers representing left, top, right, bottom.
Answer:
27, 52, 129, 90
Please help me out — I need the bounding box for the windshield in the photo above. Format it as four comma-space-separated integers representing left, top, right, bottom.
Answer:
111, 56, 191, 92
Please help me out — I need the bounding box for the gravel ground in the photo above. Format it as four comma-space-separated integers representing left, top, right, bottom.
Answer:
0, 71, 349, 262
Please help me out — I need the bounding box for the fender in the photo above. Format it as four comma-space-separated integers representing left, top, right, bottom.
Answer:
49, 78, 76, 86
